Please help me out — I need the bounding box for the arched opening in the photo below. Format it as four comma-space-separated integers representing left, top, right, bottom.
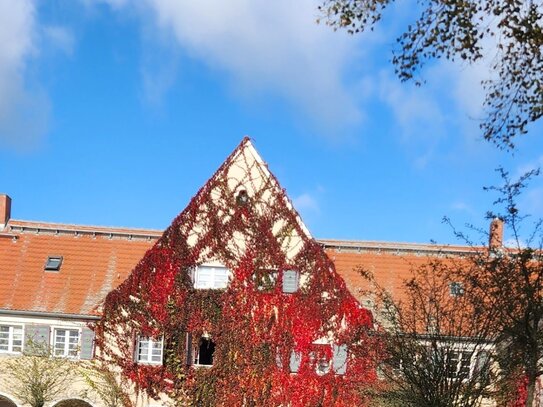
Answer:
0, 395, 17, 407
53, 399, 93, 407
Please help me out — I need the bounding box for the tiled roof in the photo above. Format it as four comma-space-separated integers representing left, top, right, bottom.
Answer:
0, 218, 473, 316
323, 239, 472, 306
0, 220, 160, 316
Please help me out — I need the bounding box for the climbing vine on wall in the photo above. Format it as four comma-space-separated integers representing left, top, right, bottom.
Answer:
95, 138, 379, 406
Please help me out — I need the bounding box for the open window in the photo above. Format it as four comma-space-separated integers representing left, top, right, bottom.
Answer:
187, 333, 216, 367
45, 256, 63, 272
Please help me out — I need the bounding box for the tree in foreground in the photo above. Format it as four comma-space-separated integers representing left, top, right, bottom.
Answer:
361, 257, 497, 407
0, 340, 76, 407
80, 361, 133, 407
319, 0, 543, 148
451, 168, 543, 407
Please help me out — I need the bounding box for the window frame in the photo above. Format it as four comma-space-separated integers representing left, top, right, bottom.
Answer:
136, 335, 164, 365
419, 340, 492, 382
253, 269, 279, 291
44, 256, 63, 272
449, 281, 465, 297
193, 336, 215, 367
52, 327, 81, 358
445, 348, 472, 379
193, 265, 230, 290
0, 324, 24, 354
310, 343, 332, 376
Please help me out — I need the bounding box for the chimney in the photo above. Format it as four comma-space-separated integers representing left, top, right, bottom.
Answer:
0, 194, 11, 230
489, 218, 504, 249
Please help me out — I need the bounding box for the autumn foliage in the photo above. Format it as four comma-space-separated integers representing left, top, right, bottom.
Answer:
95, 139, 377, 406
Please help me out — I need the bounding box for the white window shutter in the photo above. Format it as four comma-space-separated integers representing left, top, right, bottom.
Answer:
282, 270, 298, 293
332, 344, 348, 375
80, 327, 95, 360
289, 350, 301, 373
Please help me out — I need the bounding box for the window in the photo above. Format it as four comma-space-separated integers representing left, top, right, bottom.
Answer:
282, 270, 299, 293
193, 266, 229, 289
310, 344, 332, 376
136, 336, 163, 364
0, 325, 23, 353
445, 348, 472, 379
253, 270, 278, 291
45, 256, 63, 271
194, 337, 215, 366
236, 190, 249, 206
449, 282, 464, 297
53, 328, 79, 358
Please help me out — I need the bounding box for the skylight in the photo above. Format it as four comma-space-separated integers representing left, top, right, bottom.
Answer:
44, 256, 63, 272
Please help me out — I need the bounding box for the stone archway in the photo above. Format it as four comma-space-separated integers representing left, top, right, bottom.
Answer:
0, 395, 17, 407
53, 399, 93, 407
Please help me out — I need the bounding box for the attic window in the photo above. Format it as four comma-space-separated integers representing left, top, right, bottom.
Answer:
44, 256, 63, 271
449, 282, 464, 297
236, 190, 249, 206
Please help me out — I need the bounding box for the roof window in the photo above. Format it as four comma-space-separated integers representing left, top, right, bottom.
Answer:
44, 256, 63, 272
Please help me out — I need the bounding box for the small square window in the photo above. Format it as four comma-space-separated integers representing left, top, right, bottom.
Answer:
45, 256, 63, 271
0, 325, 23, 353
449, 282, 464, 297
53, 328, 79, 358
253, 269, 278, 291
136, 336, 163, 365
193, 266, 230, 289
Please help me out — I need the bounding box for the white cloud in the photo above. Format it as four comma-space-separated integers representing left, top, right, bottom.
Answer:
293, 192, 319, 214
43, 25, 75, 55
103, 0, 363, 134
0, 0, 49, 151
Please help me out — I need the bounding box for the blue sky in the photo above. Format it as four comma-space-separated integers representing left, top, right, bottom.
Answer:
0, 0, 542, 245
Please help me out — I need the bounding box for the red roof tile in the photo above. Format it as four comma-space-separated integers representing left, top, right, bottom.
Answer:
0, 218, 474, 316
0, 220, 159, 316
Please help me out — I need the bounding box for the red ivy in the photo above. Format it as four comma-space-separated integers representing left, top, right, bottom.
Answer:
95, 138, 379, 406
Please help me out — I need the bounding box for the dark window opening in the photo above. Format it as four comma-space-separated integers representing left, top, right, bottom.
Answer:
195, 337, 215, 366
236, 190, 249, 206
45, 256, 63, 271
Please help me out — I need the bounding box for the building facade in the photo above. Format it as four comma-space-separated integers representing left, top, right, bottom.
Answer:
0, 138, 497, 406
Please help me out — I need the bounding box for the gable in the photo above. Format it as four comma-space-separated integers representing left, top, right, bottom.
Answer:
97, 138, 377, 405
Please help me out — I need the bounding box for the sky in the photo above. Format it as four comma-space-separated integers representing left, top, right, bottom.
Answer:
0, 0, 542, 246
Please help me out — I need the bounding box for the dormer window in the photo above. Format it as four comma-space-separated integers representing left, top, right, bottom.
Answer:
45, 256, 63, 272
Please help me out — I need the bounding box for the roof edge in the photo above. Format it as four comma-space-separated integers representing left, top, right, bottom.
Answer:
8, 219, 162, 240
319, 238, 476, 255
0, 308, 101, 321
